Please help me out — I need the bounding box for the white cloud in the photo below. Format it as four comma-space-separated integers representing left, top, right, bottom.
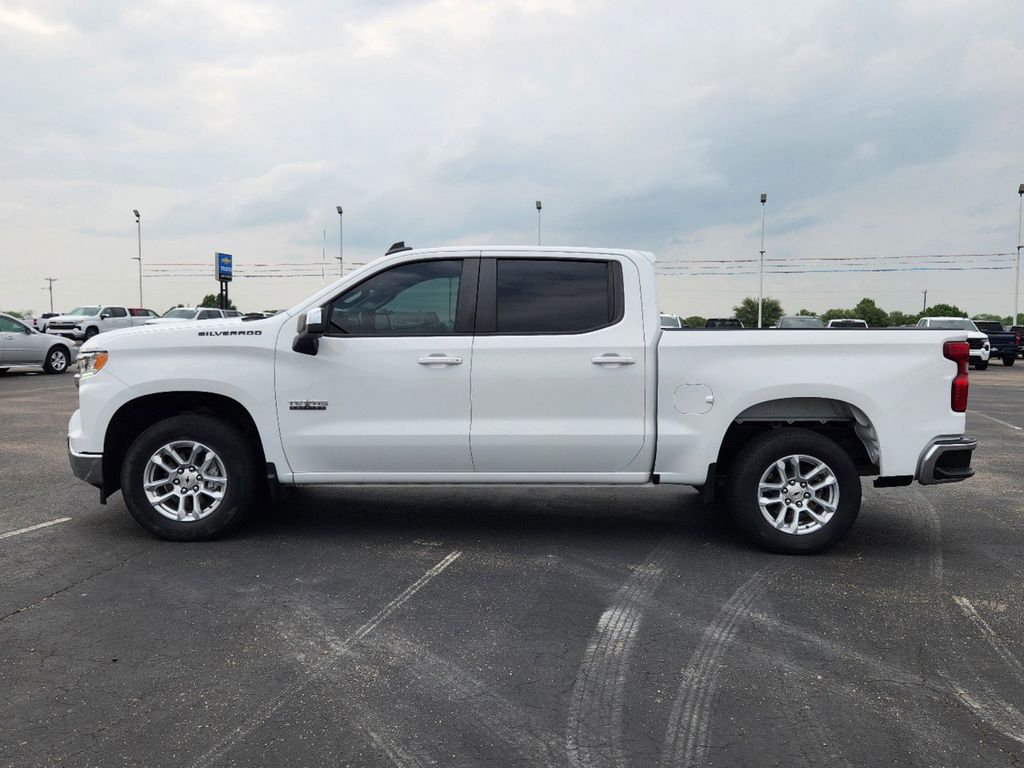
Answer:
0, 0, 1021, 318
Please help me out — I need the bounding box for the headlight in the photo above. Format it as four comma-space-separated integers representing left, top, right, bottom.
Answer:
79, 351, 109, 379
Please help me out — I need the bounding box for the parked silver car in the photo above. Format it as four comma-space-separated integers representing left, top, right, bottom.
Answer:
0, 312, 79, 374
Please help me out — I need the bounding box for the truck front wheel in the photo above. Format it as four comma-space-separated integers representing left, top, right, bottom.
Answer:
1003, 356, 1016, 367
84, 326, 98, 340
120, 415, 257, 540
727, 428, 861, 555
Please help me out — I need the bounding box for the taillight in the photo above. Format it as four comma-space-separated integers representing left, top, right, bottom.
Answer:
943, 341, 969, 413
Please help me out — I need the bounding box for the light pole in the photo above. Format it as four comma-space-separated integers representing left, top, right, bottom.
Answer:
132, 209, 143, 307
43, 278, 57, 312
758, 193, 767, 328
922, 289, 928, 314
1015, 183, 1023, 326
336, 205, 344, 276
536, 200, 542, 245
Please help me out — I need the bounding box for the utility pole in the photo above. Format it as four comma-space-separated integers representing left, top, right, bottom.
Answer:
536, 200, 542, 245
1015, 183, 1023, 326
342, 204, 350, 276
321, 227, 326, 282
132, 209, 143, 307
922, 289, 928, 313
758, 193, 767, 328
42, 278, 57, 312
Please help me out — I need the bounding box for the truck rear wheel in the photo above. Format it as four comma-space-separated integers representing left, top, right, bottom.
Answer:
120, 415, 257, 541
727, 428, 861, 554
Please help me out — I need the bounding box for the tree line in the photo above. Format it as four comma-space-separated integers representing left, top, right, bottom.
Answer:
679, 297, 1017, 329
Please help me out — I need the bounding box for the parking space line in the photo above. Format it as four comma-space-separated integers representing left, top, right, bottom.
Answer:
0, 517, 72, 539
968, 409, 1023, 431
191, 548, 463, 768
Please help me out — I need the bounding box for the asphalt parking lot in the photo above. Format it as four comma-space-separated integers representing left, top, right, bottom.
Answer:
1, 366, 1023, 767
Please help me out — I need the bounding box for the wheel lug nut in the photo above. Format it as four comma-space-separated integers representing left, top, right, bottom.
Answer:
173, 479, 179, 485
180, 488, 187, 495
193, 485, 200, 491
177, 469, 183, 474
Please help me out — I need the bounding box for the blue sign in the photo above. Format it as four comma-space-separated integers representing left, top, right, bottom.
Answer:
216, 252, 233, 282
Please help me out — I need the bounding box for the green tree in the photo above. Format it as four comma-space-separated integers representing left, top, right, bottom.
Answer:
851, 298, 889, 327
887, 310, 918, 327
683, 315, 706, 328
733, 296, 784, 328
921, 303, 965, 318
796, 308, 818, 316
199, 294, 237, 311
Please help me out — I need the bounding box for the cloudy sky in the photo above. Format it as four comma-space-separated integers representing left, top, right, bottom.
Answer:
1, 0, 1022, 318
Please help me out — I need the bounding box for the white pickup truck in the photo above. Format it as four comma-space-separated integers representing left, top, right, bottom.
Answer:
68, 246, 977, 553
46, 305, 158, 341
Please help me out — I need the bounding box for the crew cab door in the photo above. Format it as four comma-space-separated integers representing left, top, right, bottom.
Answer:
102, 306, 131, 330
469, 254, 647, 473
276, 256, 478, 477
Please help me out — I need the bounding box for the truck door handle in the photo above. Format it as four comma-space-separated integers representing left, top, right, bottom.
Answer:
418, 355, 463, 366
591, 355, 636, 365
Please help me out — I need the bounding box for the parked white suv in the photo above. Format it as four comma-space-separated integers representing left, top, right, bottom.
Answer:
145, 308, 243, 326
46, 306, 158, 341
916, 317, 991, 369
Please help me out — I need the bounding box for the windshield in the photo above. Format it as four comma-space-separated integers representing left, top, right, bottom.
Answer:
927, 319, 977, 331
163, 308, 197, 319
68, 306, 100, 316
780, 316, 825, 328
830, 320, 866, 327
973, 321, 1003, 332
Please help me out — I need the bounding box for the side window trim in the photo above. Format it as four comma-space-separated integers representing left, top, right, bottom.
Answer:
323, 257, 479, 338
476, 257, 624, 336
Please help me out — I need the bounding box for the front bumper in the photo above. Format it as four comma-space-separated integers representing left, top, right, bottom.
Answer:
917, 437, 976, 485
69, 445, 103, 489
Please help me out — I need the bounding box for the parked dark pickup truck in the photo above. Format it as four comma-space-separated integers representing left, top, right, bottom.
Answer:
974, 321, 1022, 366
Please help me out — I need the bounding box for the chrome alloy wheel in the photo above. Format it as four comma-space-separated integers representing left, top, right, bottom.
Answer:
49, 350, 67, 371
757, 454, 839, 535
143, 441, 228, 522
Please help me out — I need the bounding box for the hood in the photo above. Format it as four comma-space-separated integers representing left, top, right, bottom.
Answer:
79, 316, 283, 354
144, 317, 193, 325
50, 313, 96, 323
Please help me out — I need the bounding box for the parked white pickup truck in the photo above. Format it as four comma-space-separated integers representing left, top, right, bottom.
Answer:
68, 246, 977, 553
47, 306, 158, 341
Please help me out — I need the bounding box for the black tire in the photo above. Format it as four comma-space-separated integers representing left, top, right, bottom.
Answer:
84, 326, 99, 340
120, 415, 257, 541
727, 428, 862, 555
972, 359, 988, 370
1003, 356, 1016, 367
42, 345, 70, 374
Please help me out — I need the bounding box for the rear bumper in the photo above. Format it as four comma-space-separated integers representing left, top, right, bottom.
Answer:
917, 437, 976, 485
69, 445, 104, 489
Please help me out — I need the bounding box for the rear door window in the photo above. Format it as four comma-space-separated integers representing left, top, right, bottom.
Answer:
492, 259, 619, 334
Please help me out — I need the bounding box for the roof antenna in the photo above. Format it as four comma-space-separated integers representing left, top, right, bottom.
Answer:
386, 241, 412, 255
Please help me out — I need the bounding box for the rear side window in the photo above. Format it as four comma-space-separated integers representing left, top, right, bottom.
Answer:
494, 259, 619, 334
107, 306, 128, 318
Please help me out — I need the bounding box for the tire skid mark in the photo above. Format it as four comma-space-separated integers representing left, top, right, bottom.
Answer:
189, 549, 462, 768
659, 568, 775, 768
913, 489, 1024, 749
566, 540, 673, 768
944, 676, 1024, 745
952, 596, 1024, 679
378, 634, 560, 766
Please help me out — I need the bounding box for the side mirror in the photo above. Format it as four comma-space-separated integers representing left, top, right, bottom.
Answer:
100, 313, 110, 320
293, 307, 325, 356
